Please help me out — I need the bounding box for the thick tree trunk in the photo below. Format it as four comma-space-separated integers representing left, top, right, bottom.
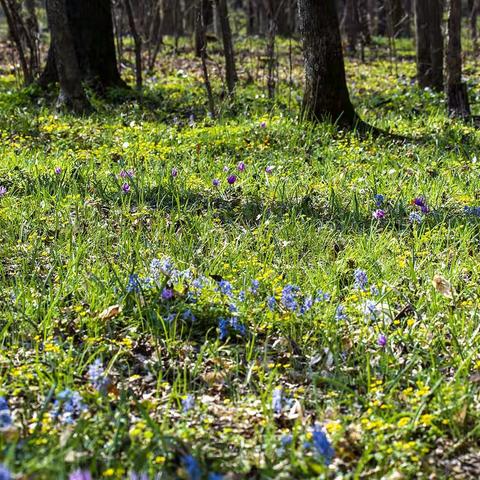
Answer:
214, 0, 238, 95
46, 0, 91, 113
414, 0, 443, 91
297, 0, 358, 127
446, 0, 470, 117
66, 0, 125, 90
40, 0, 125, 92
414, 0, 430, 86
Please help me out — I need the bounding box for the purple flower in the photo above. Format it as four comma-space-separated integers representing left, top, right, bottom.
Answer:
265, 165, 274, 174
119, 169, 134, 179
54, 167, 62, 175
171, 167, 178, 177
377, 334, 387, 348
161, 287, 174, 300
412, 196, 429, 213
227, 175, 237, 185
0, 186, 7, 197
122, 182, 131, 193
372, 209, 386, 220
223, 165, 229, 172
267, 296, 276, 311
237, 162, 245, 172
335, 305, 347, 320
260, 121, 267, 128
217, 280, 233, 296
69, 470, 92, 480
212, 178, 220, 187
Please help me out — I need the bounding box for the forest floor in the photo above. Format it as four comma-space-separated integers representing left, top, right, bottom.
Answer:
2, 36, 480, 479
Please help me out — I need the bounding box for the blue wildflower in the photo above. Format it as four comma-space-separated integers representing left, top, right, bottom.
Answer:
335, 305, 347, 321
219, 318, 229, 340
409, 211, 423, 224
208, 474, 223, 480
363, 300, 378, 320
281, 284, 299, 312
87, 359, 109, 392
182, 309, 196, 322
250, 279, 260, 294
315, 290, 331, 302
129, 473, 148, 480
311, 424, 335, 465
0, 466, 11, 480
228, 303, 238, 313
267, 296, 276, 311
217, 280, 233, 297
272, 388, 283, 414
374, 194, 384, 207
182, 455, 201, 480
52, 389, 86, 424
300, 296, 313, 315
0, 397, 12, 429
281, 434, 293, 447
69, 470, 92, 480
182, 394, 195, 413
238, 290, 246, 302
354, 269, 368, 290
150, 257, 174, 279
161, 287, 174, 300
230, 317, 246, 336
370, 285, 379, 296
126, 274, 142, 293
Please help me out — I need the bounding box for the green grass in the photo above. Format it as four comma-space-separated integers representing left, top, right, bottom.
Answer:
1, 35, 480, 479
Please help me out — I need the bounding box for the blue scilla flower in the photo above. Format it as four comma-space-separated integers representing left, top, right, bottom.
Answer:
267, 296, 276, 311
335, 305, 347, 321
69, 470, 92, 480
217, 280, 233, 297
300, 296, 313, 315
0, 398, 8, 411
311, 424, 334, 465
182, 455, 201, 480
52, 389, 86, 424
150, 257, 174, 279
208, 474, 223, 480
0, 397, 11, 430
272, 388, 283, 414
228, 303, 238, 313
219, 318, 229, 341
363, 300, 378, 320
281, 284, 299, 312
87, 359, 109, 392
182, 394, 195, 413
354, 269, 368, 291
126, 274, 142, 293
374, 194, 385, 207
182, 309, 196, 322
238, 290, 246, 302
315, 290, 331, 302
0, 465, 11, 480
230, 317, 246, 336
409, 211, 423, 224
250, 279, 260, 294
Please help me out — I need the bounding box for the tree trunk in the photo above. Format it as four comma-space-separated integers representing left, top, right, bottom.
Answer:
342, 0, 361, 53
429, 0, 443, 91
124, 0, 142, 89
214, 0, 238, 95
297, 0, 358, 127
471, 0, 479, 52
46, 0, 91, 113
414, 0, 443, 91
446, 0, 470, 117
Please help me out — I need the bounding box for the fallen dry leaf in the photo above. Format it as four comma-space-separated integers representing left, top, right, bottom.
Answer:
432, 274, 453, 299
99, 304, 122, 320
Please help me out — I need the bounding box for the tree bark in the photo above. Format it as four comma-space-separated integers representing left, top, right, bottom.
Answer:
46, 0, 91, 113
446, 0, 470, 117
429, 0, 443, 91
297, 0, 358, 127
124, 0, 143, 89
214, 0, 238, 95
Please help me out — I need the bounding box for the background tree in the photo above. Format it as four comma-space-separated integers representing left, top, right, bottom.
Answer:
46, 0, 91, 113
297, 0, 358, 127
446, 0, 470, 117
